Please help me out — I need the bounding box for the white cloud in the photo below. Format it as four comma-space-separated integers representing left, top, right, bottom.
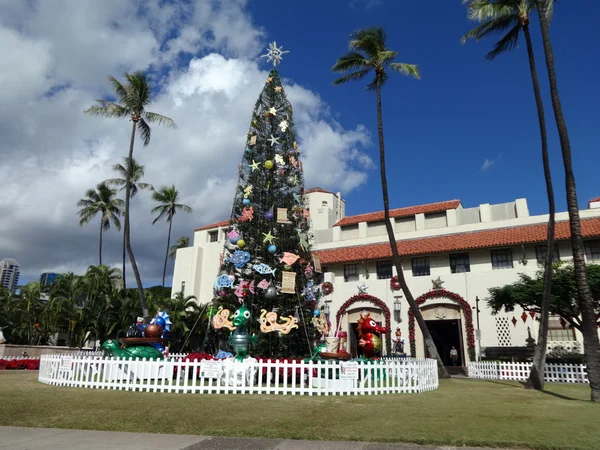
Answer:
480, 158, 495, 171
0, 0, 373, 286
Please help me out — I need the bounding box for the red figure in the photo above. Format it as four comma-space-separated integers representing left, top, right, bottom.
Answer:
357, 313, 387, 358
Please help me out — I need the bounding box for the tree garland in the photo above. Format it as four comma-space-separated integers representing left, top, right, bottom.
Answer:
335, 293, 392, 355
408, 289, 475, 359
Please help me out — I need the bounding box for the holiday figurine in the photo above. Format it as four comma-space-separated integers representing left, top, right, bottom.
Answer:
357, 313, 387, 359
228, 305, 258, 361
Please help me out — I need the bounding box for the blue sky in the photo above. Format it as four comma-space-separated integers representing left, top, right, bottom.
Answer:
244, 0, 600, 217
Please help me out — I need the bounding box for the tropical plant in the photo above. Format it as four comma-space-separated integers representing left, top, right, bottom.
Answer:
151, 185, 193, 288
462, 0, 556, 390
84, 72, 177, 320
332, 27, 448, 378
106, 157, 153, 291
76, 182, 124, 265
533, 0, 600, 402
169, 236, 191, 260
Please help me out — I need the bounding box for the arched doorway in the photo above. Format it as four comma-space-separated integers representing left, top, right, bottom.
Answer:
336, 293, 392, 355
408, 289, 476, 361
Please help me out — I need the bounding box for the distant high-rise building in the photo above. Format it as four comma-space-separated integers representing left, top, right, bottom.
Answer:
40, 272, 59, 288
0, 258, 20, 291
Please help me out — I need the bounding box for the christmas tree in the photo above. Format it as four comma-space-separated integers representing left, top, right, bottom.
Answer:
211, 42, 322, 358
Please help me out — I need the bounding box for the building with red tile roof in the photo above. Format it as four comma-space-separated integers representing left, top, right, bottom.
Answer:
173, 188, 600, 364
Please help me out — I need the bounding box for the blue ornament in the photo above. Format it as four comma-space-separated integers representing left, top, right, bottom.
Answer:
243, 198, 251, 206
230, 236, 240, 245
214, 274, 234, 290
231, 250, 251, 268
268, 244, 277, 253
313, 310, 320, 317
155, 317, 166, 328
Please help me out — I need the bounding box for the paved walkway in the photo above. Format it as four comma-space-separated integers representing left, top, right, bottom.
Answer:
0, 427, 518, 450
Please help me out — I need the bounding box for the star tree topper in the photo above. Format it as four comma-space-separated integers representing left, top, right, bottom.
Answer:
260, 41, 290, 67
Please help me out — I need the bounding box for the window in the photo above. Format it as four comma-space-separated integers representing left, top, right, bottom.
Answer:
344, 264, 358, 282
491, 249, 513, 270
548, 318, 576, 341
584, 240, 600, 263
181, 281, 186, 295
208, 230, 218, 242
322, 266, 328, 274
449, 253, 470, 273
322, 201, 328, 207
376, 260, 393, 279
535, 244, 560, 267
412, 257, 430, 277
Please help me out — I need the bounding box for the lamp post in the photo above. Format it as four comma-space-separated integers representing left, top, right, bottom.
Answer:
393, 298, 402, 323
472, 296, 481, 361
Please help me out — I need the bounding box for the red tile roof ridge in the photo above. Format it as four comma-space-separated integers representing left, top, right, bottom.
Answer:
314, 216, 600, 264
334, 199, 461, 227
194, 219, 230, 232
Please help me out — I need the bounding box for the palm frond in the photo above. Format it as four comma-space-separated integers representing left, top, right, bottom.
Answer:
151, 207, 169, 224
137, 117, 151, 146
333, 68, 372, 85
390, 63, 421, 79
143, 111, 177, 129
175, 204, 193, 214
462, 13, 520, 44
486, 23, 521, 60
83, 102, 129, 118
108, 75, 129, 105
348, 27, 385, 58
332, 52, 371, 73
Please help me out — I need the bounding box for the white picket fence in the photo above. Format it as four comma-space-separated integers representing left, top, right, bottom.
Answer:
2, 351, 104, 361
38, 354, 439, 395
468, 361, 588, 384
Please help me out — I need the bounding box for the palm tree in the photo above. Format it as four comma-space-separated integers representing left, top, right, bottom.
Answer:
332, 27, 448, 378
169, 236, 191, 260
84, 72, 177, 320
106, 157, 153, 291
534, 0, 600, 402
151, 186, 193, 288
76, 182, 124, 266
462, 0, 555, 390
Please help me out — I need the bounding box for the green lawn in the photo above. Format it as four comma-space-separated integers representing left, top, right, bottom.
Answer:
1, 371, 598, 449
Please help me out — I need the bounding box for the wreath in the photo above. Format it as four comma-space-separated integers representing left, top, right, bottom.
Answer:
390, 276, 402, 291
321, 282, 334, 296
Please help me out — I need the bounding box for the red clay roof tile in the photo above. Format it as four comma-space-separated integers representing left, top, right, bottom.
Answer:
194, 220, 230, 232
314, 217, 600, 265
305, 187, 334, 194
334, 200, 461, 227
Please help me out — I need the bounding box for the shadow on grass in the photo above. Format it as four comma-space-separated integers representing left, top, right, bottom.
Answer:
484, 380, 522, 389
539, 389, 585, 402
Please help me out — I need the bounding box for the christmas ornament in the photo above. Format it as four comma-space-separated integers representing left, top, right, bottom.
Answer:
277, 208, 288, 223
243, 185, 253, 197
259, 309, 298, 334
281, 271, 297, 294
243, 198, 251, 206
286, 176, 295, 186
275, 154, 285, 165
268, 106, 278, 116
264, 160, 274, 169
279, 252, 299, 265
250, 160, 261, 171
264, 284, 278, 300
262, 231, 277, 244
260, 41, 290, 67
231, 250, 251, 268
257, 279, 270, 290
214, 274, 234, 289
313, 309, 320, 317
267, 135, 280, 146
237, 239, 246, 248
275, 86, 282, 92
265, 211, 274, 220
268, 244, 277, 253
240, 206, 254, 222
230, 235, 240, 245
253, 263, 276, 276
279, 120, 289, 132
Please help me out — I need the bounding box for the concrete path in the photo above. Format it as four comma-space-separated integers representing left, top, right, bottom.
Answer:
0, 427, 518, 450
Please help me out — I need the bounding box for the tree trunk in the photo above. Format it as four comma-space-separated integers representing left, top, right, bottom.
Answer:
535, 1, 600, 402
523, 24, 555, 391
375, 80, 449, 378
98, 217, 103, 266
125, 121, 150, 320
122, 229, 127, 291
162, 217, 173, 289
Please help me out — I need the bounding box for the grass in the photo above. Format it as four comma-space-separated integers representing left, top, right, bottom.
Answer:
1, 371, 599, 449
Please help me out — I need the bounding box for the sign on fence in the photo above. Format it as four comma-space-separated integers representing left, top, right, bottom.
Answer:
200, 360, 222, 379
59, 356, 72, 370
340, 361, 359, 380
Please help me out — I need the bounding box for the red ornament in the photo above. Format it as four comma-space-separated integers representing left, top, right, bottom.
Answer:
529, 309, 536, 319
521, 311, 528, 323
511, 316, 517, 327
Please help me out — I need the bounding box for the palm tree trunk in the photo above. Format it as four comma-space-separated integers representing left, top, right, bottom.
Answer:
162, 218, 173, 289
375, 80, 449, 378
535, 1, 600, 402
98, 218, 103, 266
523, 24, 555, 391
122, 232, 127, 291
125, 121, 150, 320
